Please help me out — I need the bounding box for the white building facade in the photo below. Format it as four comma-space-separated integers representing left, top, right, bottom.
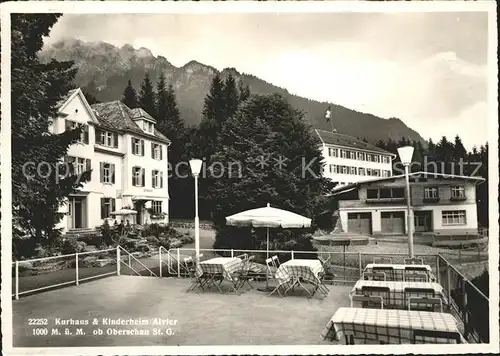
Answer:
333, 172, 484, 236
50, 89, 170, 233
315, 129, 395, 187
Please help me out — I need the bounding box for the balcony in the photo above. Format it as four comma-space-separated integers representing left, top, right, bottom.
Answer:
366, 197, 406, 204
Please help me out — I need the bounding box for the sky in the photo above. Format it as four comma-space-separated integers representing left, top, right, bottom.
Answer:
46, 12, 491, 149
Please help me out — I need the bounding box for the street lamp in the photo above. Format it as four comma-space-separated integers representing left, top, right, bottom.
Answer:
189, 159, 203, 266
397, 146, 415, 258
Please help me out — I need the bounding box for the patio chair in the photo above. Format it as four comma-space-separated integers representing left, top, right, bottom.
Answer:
360, 285, 391, 306
230, 255, 255, 292
404, 287, 435, 308
350, 294, 384, 309
373, 256, 393, 264
408, 297, 443, 312
362, 272, 386, 281
412, 329, 462, 344
404, 257, 424, 265
372, 266, 395, 281
184, 257, 205, 293
267, 261, 293, 298
318, 256, 336, 284
272, 255, 281, 268
404, 271, 429, 282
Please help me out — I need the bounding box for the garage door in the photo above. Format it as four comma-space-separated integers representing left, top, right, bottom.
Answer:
381, 212, 405, 234
347, 212, 372, 235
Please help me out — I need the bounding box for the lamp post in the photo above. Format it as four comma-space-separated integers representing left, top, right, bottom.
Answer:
397, 146, 415, 258
189, 159, 203, 266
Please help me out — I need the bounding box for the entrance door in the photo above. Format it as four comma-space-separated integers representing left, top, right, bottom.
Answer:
381, 212, 405, 234
67, 197, 86, 230
347, 212, 372, 234
134, 201, 144, 225
414, 211, 432, 232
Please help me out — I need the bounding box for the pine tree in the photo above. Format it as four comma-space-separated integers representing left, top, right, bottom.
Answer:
238, 80, 251, 102
156, 76, 184, 142
222, 73, 240, 121
138, 73, 156, 118
199, 73, 226, 159
122, 79, 138, 108
453, 135, 467, 161
11, 14, 91, 253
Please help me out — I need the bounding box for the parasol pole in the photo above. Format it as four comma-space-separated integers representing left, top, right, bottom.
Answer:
266, 226, 270, 289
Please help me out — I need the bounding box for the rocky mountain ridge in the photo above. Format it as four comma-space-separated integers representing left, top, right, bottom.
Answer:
40, 38, 426, 144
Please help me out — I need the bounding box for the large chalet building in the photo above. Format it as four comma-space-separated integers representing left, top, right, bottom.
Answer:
50, 88, 170, 233
315, 129, 395, 187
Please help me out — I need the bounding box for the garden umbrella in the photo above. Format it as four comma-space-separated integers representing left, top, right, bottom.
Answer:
225, 203, 312, 259
226, 203, 311, 291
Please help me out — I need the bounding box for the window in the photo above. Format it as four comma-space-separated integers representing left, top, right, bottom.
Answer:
152, 170, 164, 188
100, 198, 116, 219
367, 189, 378, 199
424, 187, 439, 199
374, 155, 380, 163
382, 170, 391, 177
100, 162, 115, 184
349, 167, 356, 175
329, 165, 334, 173
340, 149, 348, 159
373, 169, 381, 177
382, 156, 391, 164
358, 168, 366, 176
132, 166, 145, 187
442, 210, 466, 225
131, 137, 145, 156
66, 156, 91, 179
151, 143, 163, 160
341, 166, 348, 174
366, 168, 373, 176
356, 152, 364, 160
451, 186, 465, 199
379, 188, 391, 199
328, 148, 338, 157
151, 201, 162, 214
143, 121, 154, 133
349, 151, 356, 159
95, 129, 118, 148
65, 120, 89, 144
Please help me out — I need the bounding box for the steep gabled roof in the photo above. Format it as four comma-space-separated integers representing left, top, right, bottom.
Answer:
315, 129, 395, 156
91, 101, 169, 143
130, 108, 156, 123
57, 88, 99, 124
331, 171, 485, 195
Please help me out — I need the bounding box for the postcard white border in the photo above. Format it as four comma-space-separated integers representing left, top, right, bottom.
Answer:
1, 1, 498, 355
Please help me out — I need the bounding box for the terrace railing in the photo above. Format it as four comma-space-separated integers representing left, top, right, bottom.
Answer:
163, 247, 489, 343
12, 246, 157, 299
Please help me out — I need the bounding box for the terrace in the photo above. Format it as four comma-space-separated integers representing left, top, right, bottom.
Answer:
11, 246, 489, 347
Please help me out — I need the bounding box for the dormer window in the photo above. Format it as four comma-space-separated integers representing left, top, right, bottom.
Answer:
142, 120, 154, 134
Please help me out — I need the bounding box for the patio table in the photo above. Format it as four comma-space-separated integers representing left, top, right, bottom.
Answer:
274, 259, 327, 297
199, 257, 243, 282
322, 307, 466, 344
351, 280, 447, 309
364, 264, 436, 282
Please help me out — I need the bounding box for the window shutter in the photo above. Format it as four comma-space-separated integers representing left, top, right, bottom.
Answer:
65, 120, 72, 131
111, 198, 116, 214
159, 146, 163, 160
151, 143, 154, 158
111, 164, 115, 184
152, 170, 155, 188
86, 159, 92, 181
160, 171, 164, 188
142, 168, 145, 187
100, 198, 106, 219
99, 162, 104, 183
141, 140, 145, 156
95, 129, 100, 144
114, 133, 118, 148
131, 138, 135, 154
132, 167, 136, 186
84, 126, 89, 144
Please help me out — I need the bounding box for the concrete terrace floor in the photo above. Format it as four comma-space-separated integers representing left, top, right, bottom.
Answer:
13, 275, 351, 347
